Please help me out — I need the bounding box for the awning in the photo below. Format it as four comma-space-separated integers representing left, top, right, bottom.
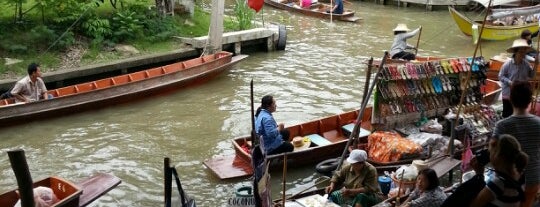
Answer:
489, 4, 540, 19
471, 0, 521, 7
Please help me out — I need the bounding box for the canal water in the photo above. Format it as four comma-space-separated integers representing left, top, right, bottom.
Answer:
0, 3, 512, 206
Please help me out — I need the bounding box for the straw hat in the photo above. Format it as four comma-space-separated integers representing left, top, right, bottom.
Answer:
291, 136, 310, 151
393, 23, 410, 32
506, 39, 532, 53
412, 160, 428, 171
347, 149, 368, 164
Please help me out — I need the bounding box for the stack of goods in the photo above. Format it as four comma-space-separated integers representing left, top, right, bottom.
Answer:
367, 131, 422, 163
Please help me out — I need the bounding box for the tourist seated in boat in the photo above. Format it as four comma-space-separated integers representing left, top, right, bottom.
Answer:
470, 134, 528, 207
520, 29, 538, 62
325, 149, 383, 207
326, 0, 343, 14
389, 24, 422, 61
499, 39, 536, 118
400, 168, 447, 207
255, 95, 294, 155
300, 0, 311, 8
10, 63, 52, 103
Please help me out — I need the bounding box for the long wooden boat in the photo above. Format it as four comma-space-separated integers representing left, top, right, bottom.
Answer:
448, 6, 540, 41
204, 78, 501, 180
487, 56, 540, 81
0, 173, 121, 207
0, 52, 247, 128
264, 0, 361, 22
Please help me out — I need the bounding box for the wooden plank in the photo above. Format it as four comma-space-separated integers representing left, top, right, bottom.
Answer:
203, 155, 253, 180
426, 156, 461, 178
77, 173, 121, 207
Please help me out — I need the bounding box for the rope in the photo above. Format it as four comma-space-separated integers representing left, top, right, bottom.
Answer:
38, 7, 92, 60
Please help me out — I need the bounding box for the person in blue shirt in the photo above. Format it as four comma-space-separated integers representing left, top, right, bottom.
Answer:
326, 0, 343, 14
255, 95, 294, 155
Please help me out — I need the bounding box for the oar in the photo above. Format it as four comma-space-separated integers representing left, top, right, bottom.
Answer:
414, 26, 423, 56
530, 22, 540, 114
250, 79, 256, 147
281, 153, 288, 207
336, 51, 389, 171
447, 0, 492, 156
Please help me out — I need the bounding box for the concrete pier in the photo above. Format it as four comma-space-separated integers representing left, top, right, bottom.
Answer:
0, 26, 286, 93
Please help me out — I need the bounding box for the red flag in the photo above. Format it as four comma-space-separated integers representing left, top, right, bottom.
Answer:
248, 0, 263, 12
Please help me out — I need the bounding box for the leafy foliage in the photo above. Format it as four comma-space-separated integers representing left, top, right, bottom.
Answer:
81, 16, 112, 39
233, 0, 254, 30
111, 9, 144, 42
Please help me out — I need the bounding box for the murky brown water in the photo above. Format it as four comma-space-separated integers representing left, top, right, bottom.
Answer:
0, 3, 513, 206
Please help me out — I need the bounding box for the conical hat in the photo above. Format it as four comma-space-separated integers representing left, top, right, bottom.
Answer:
393, 24, 410, 32
506, 39, 532, 53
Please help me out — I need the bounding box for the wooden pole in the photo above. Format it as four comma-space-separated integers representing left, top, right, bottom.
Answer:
250, 79, 256, 147
7, 149, 35, 207
281, 153, 288, 207
395, 170, 406, 206
530, 25, 540, 114
353, 58, 373, 148
336, 52, 389, 171
447, 1, 492, 156
414, 27, 423, 56
164, 157, 172, 207
207, 0, 224, 55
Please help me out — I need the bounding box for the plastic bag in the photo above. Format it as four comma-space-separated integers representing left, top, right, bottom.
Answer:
14, 186, 58, 207
461, 136, 473, 172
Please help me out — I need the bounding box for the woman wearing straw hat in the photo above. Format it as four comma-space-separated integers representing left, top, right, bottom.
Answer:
499, 39, 537, 118
389, 23, 422, 61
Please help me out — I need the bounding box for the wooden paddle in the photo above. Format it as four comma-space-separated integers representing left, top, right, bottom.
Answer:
250, 79, 256, 147
414, 26, 422, 56
282, 153, 288, 207
447, 0, 492, 156
530, 22, 540, 114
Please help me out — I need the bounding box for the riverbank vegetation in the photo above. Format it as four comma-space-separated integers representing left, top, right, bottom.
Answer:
0, 0, 254, 78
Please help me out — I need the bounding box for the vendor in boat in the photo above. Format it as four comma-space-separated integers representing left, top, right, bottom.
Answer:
10, 63, 51, 103
520, 29, 538, 62
389, 24, 421, 61
255, 95, 294, 155
326, 0, 343, 14
400, 168, 447, 207
499, 39, 536, 118
325, 149, 382, 207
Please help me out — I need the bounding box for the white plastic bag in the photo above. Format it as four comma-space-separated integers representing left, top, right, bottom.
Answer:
14, 186, 58, 207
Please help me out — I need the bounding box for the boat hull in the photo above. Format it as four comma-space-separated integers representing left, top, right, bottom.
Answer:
0, 52, 247, 127
0, 177, 82, 207
264, 0, 361, 22
448, 6, 539, 41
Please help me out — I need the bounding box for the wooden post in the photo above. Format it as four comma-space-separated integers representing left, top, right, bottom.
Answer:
7, 149, 35, 207
164, 157, 172, 207
207, 0, 224, 55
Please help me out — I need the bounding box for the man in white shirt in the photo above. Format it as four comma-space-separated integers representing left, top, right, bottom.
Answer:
11, 63, 50, 103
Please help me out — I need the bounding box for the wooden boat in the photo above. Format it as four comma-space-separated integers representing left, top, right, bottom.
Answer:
448, 6, 540, 41
0, 173, 121, 207
0, 52, 247, 128
487, 56, 540, 81
263, 0, 361, 22
204, 78, 501, 180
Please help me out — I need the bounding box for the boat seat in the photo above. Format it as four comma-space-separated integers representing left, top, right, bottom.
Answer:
305, 134, 331, 146
341, 123, 371, 138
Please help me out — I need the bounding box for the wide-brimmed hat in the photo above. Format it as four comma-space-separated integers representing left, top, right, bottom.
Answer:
393, 24, 410, 32
506, 39, 532, 53
412, 160, 428, 171
347, 149, 367, 164
291, 136, 310, 151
